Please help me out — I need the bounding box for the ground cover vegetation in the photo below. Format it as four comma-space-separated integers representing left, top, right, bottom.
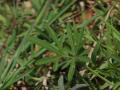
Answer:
0, 0, 120, 90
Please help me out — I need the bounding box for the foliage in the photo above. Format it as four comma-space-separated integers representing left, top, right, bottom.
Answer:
0, 0, 120, 90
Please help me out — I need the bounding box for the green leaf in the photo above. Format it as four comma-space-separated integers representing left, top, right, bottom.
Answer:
78, 55, 89, 64
91, 42, 100, 63
0, 15, 9, 26
3, 69, 33, 89
113, 82, 120, 90
61, 60, 70, 70
84, 29, 95, 42
45, 24, 58, 43
5, 30, 16, 52
53, 61, 59, 71
29, 37, 59, 54
34, 0, 49, 25
36, 56, 59, 65
100, 83, 109, 90
74, 28, 84, 53
31, 0, 43, 11
106, 22, 120, 42
68, 60, 75, 81
66, 24, 75, 54
49, 0, 76, 25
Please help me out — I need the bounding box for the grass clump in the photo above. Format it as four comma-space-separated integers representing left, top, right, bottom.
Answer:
0, 0, 120, 90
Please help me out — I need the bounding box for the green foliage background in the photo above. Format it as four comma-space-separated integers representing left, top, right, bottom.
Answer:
0, 0, 120, 90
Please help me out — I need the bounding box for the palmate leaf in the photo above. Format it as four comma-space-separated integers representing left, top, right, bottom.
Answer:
0, 0, 80, 89
65, 24, 86, 56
